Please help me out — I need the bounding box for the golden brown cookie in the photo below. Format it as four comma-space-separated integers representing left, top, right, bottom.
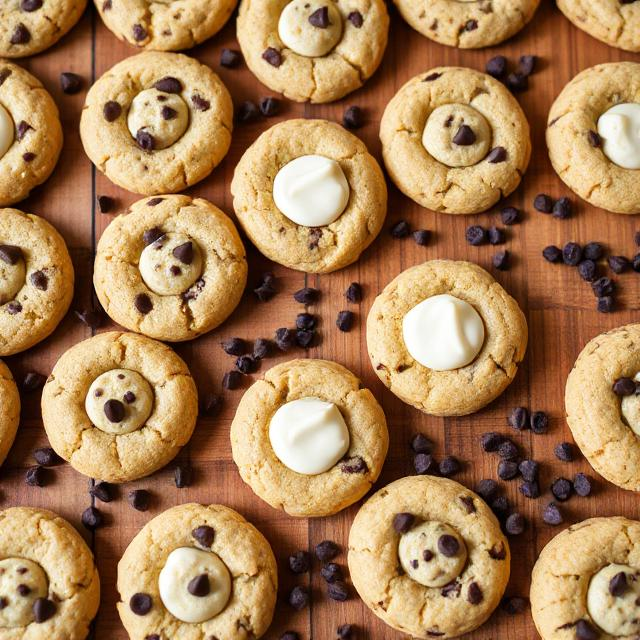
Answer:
0, 359, 19, 466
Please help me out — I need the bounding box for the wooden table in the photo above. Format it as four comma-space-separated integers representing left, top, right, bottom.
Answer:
4, 2, 640, 638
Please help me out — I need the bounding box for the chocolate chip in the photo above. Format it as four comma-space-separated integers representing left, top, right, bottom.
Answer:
518, 459, 539, 482
60, 71, 82, 94
136, 129, 155, 151
488, 226, 505, 245
459, 495, 475, 513
552, 197, 572, 219
337, 624, 354, 639
172, 241, 194, 265
542, 502, 563, 526
221, 337, 246, 356
134, 293, 153, 314
293, 287, 319, 304
123, 391, 136, 404
10, 24, 31, 45
438, 535, 460, 557
321, 562, 343, 583
22, 371, 46, 391
288, 585, 309, 610
103, 101, 122, 122
534, 193, 554, 213
32, 598, 56, 623
393, 513, 415, 534
132, 23, 147, 41
542, 245, 562, 263
192, 525, 215, 548
235, 354, 257, 374
501, 596, 528, 614
465, 225, 487, 246
423, 72, 442, 82
441, 580, 460, 598
22, 152, 35, 162
609, 571, 628, 597
75, 309, 103, 329
220, 48, 242, 68
583, 242, 603, 261
530, 411, 549, 434
154, 76, 182, 94
505, 513, 526, 536
187, 574, 210, 597
390, 220, 410, 238
347, 10, 363, 26
27, 269, 48, 292
0, 69, 11, 87
296, 313, 317, 331
130, 593, 152, 615
597, 295, 614, 313
519, 480, 540, 499
191, 94, 210, 111
81, 506, 103, 530
340, 456, 368, 474
343, 105, 364, 129
25, 465, 47, 487
486, 55, 507, 79
613, 377, 636, 396
499, 207, 520, 227
633, 253, 640, 272
467, 582, 483, 604
33, 447, 62, 467
518, 55, 536, 77
15, 120, 32, 141
97, 194, 114, 213
476, 478, 499, 501
253, 272, 277, 302
463, 19, 478, 31
487, 146, 507, 163
174, 464, 192, 488
592, 277, 614, 297
0, 244, 22, 265
578, 259, 597, 282
410, 433, 432, 454
104, 399, 125, 423
506, 72, 528, 92
573, 472, 592, 497
253, 338, 271, 360
414, 452, 436, 475
274, 327, 295, 351
336, 310, 354, 332
7, 301, 22, 315
314, 540, 339, 563
423, 549, 434, 562
281, 633, 300, 640
489, 541, 507, 559
551, 477, 572, 501
507, 407, 529, 431
21, 0, 43, 10
490, 497, 510, 520
289, 550, 311, 574
452, 124, 476, 146
259, 96, 280, 117
128, 489, 151, 511
161, 106, 177, 120
562, 242, 582, 266
498, 460, 519, 480
554, 442, 575, 462
439, 456, 460, 477
576, 619, 599, 640
90, 481, 114, 503
328, 580, 349, 601
343, 282, 362, 304
609, 255, 630, 274
407, 229, 431, 248
262, 47, 283, 67
480, 431, 505, 452
309, 6, 330, 27
237, 100, 260, 123
493, 250, 510, 271
498, 439, 518, 460
587, 130, 602, 148
16, 583, 30, 596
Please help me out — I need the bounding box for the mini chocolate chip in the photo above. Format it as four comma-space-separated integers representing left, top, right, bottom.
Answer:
174, 464, 192, 488
97, 195, 114, 213
498, 439, 518, 460
467, 582, 483, 604
123, 391, 136, 404
518, 55, 536, 77
552, 196, 572, 219
501, 206, 520, 225
191, 94, 210, 111
563, 242, 583, 266
200, 394, 223, 417
347, 10, 363, 26
7, 301, 22, 315
154, 76, 182, 93
609, 571, 628, 597
578, 260, 597, 282
486, 55, 507, 78
413, 229, 431, 246
30, 270, 48, 291
488, 226, 505, 245
554, 442, 575, 462
32, 598, 56, 623
259, 96, 280, 117
530, 411, 549, 434
130, 593, 152, 615
33, 447, 63, 467
423, 549, 434, 561
134, 293, 153, 314
488, 541, 507, 559
253, 338, 271, 360
423, 72, 442, 81
22, 371, 46, 391
597, 295, 614, 313
490, 497, 510, 520
223, 369, 244, 390
441, 580, 460, 598
321, 562, 343, 583
235, 354, 257, 374
75, 308, 104, 329
543, 502, 563, 526
288, 585, 309, 610
493, 250, 510, 271
336, 310, 354, 332
505, 513, 526, 536
506, 72, 528, 92
90, 481, 114, 503
25, 465, 46, 487
487, 146, 507, 163
128, 489, 151, 511
10, 24, 31, 45
573, 472, 592, 497
609, 255, 630, 274
337, 624, 354, 639
551, 477, 572, 502
296, 312, 316, 331
588, 130, 602, 147
143, 227, 165, 246
393, 513, 415, 534
254, 272, 277, 302
187, 574, 210, 597
104, 398, 125, 423
460, 495, 476, 513
161, 106, 177, 120
289, 550, 311, 574
309, 6, 330, 27
613, 377, 636, 396
439, 456, 460, 477
633, 253, 640, 272
465, 225, 487, 246
103, 101, 122, 122
344, 282, 362, 304
237, 100, 260, 123
534, 194, 554, 213
542, 245, 562, 263
476, 479, 499, 501
518, 459, 539, 482
463, 19, 478, 31
328, 580, 349, 601
17, 583, 31, 596
410, 433, 432, 454
132, 23, 147, 41
21, 0, 43, 10
22, 152, 35, 162
390, 219, 410, 238
498, 460, 519, 480
480, 432, 505, 452
136, 129, 155, 151
172, 241, 194, 265
343, 105, 364, 129
281, 633, 300, 640
221, 337, 246, 356
340, 456, 367, 474
414, 452, 436, 475
0, 244, 23, 265
16, 120, 32, 140
452, 124, 476, 146
508, 406, 529, 430
519, 480, 540, 499
60, 72, 82, 94
315, 540, 340, 562
220, 48, 242, 68
81, 506, 103, 530
576, 619, 599, 640
584, 242, 604, 261
501, 596, 528, 614
438, 535, 460, 557
592, 277, 614, 297
262, 47, 283, 67
274, 327, 295, 351
192, 525, 215, 548
293, 287, 320, 304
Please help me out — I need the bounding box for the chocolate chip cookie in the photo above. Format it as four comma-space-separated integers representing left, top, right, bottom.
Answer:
531, 517, 640, 640
0, 63, 63, 206
0, 360, 19, 467
0, 0, 86, 57
231, 119, 387, 273
0, 208, 74, 356
237, 0, 389, 103
348, 475, 510, 638
367, 260, 528, 416
230, 359, 388, 517
547, 62, 640, 214
96, 0, 237, 51
41, 331, 198, 483
94, 195, 248, 342
0, 506, 100, 638
380, 67, 531, 215
117, 503, 277, 640
80, 52, 233, 195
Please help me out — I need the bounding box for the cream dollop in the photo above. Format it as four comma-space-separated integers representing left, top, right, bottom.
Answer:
597, 103, 640, 170
0, 103, 14, 160
278, 0, 343, 57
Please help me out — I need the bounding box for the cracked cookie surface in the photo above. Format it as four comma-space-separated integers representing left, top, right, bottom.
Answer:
0, 506, 100, 640
230, 359, 388, 517
531, 517, 640, 640
367, 260, 528, 416
237, 0, 389, 103
0, 208, 74, 356
348, 475, 510, 639
0, 0, 86, 58
95, 0, 237, 51
380, 67, 531, 215
117, 503, 277, 640
547, 62, 640, 214
80, 51, 233, 195
0, 63, 63, 206
0, 360, 19, 466
41, 331, 198, 483
94, 195, 247, 342
231, 119, 387, 273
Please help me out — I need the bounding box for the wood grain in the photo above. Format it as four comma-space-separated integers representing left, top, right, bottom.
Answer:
2, 2, 640, 638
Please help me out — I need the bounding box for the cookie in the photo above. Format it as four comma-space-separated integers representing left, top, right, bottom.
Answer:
380, 67, 531, 215
367, 260, 528, 416
565, 322, 640, 491
95, 0, 236, 51
230, 358, 388, 517
0, 0, 86, 58
117, 503, 277, 640
0, 506, 100, 639
94, 195, 248, 343
547, 62, 640, 214
557, 0, 640, 52
348, 475, 510, 639
393, 0, 539, 48
237, 0, 389, 103
0, 360, 19, 466
231, 119, 387, 273
0, 208, 74, 357
531, 516, 640, 640
41, 331, 198, 483
80, 51, 233, 195
0, 63, 63, 206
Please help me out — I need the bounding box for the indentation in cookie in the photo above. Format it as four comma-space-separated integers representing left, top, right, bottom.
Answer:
0, 557, 49, 628
0, 244, 25, 305
278, 0, 343, 57
596, 103, 640, 170
0, 103, 14, 160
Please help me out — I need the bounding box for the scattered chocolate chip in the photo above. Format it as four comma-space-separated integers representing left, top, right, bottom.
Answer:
22, 371, 46, 391
328, 580, 349, 602
576, 619, 599, 640
345, 282, 362, 303
134, 293, 153, 314
597, 295, 614, 313
32, 598, 56, 623
411, 433, 432, 454
476, 479, 499, 501
414, 452, 436, 475
81, 506, 103, 530
439, 456, 460, 477
486, 55, 507, 78
33, 447, 62, 467
552, 197, 572, 219
274, 327, 295, 351
0, 244, 22, 265
519, 480, 540, 499
480, 432, 505, 452
188, 574, 210, 597
542, 502, 563, 525
608, 255, 630, 274
343, 105, 363, 129
281, 633, 300, 640
487, 147, 507, 163
340, 456, 368, 474
505, 513, 526, 536
262, 47, 283, 67
438, 535, 460, 557
237, 100, 260, 123
490, 497, 510, 520
191, 94, 210, 111
452, 124, 476, 146
10, 24, 31, 45
347, 10, 363, 27
518, 460, 539, 483
587, 130, 602, 147
222, 337, 246, 356
336, 310, 354, 332
103, 101, 122, 122
104, 398, 125, 423
128, 489, 151, 511
498, 460, 519, 480
518, 55, 536, 76
259, 96, 280, 117
554, 442, 575, 462
132, 23, 147, 41
466, 225, 487, 246
467, 582, 483, 604
288, 585, 309, 610
508, 407, 529, 431
60, 72, 82, 94
316, 539, 340, 562
393, 513, 415, 534
97, 194, 115, 213
551, 477, 572, 501
174, 464, 192, 488
90, 481, 114, 503
412, 229, 431, 246
562, 242, 582, 266
296, 312, 317, 331
220, 48, 242, 68
573, 472, 592, 496
488, 226, 505, 245
530, 411, 549, 434
498, 439, 518, 460
337, 624, 354, 639
289, 550, 311, 574
609, 571, 628, 597
130, 593, 152, 615
500, 206, 520, 225
192, 525, 215, 548
542, 245, 562, 263
223, 370, 243, 390
294, 287, 320, 304
253, 272, 277, 302
633, 253, 640, 272
493, 250, 510, 271
390, 220, 410, 238
235, 354, 257, 374
506, 72, 528, 92
592, 277, 614, 297
578, 259, 597, 282
613, 377, 636, 396
501, 596, 528, 614
534, 194, 554, 213
296, 329, 315, 349
25, 465, 46, 487
74, 308, 103, 330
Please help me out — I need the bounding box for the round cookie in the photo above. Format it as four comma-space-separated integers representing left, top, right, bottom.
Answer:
348, 475, 510, 639
0, 208, 74, 356
531, 516, 640, 640
117, 503, 277, 640
0, 360, 19, 466
547, 62, 640, 214
230, 358, 388, 517
0, 0, 86, 58
231, 119, 387, 273
94, 195, 248, 342
557, 0, 640, 52
0, 63, 63, 206
367, 260, 528, 416
380, 67, 531, 215
95, 0, 237, 51
80, 51, 233, 195
565, 323, 640, 491
237, 0, 389, 103
41, 331, 198, 483
0, 507, 100, 640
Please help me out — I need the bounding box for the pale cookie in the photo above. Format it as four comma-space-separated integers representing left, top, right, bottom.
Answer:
0, 359, 19, 466
557, 0, 640, 52
0, 507, 100, 640
94, 195, 248, 342
531, 516, 640, 640
380, 67, 531, 215
565, 323, 640, 491
95, 0, 237, 51
348, 475, 510, 639
367, 260, 528, 417
0, 0, 86, 58
117, 503, 277, 640
237, 0, 389, 103
0, 209, 74, 357
230, 359, 388, 517
0, 63, 63, 206
231, 119, 387, 273
80, 52, 233, 195
41, 331, 198, 483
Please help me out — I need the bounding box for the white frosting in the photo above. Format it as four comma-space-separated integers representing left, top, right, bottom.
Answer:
0, 103, 14, 160
402, 294, 485, 371
597, 103, 640, 170
269, 397, 350, 475
273, 155, 350, 227
0, 558, 48, 628
0, 248, 25, 306
158, 547, 231, 624
278, 0, 343, 57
